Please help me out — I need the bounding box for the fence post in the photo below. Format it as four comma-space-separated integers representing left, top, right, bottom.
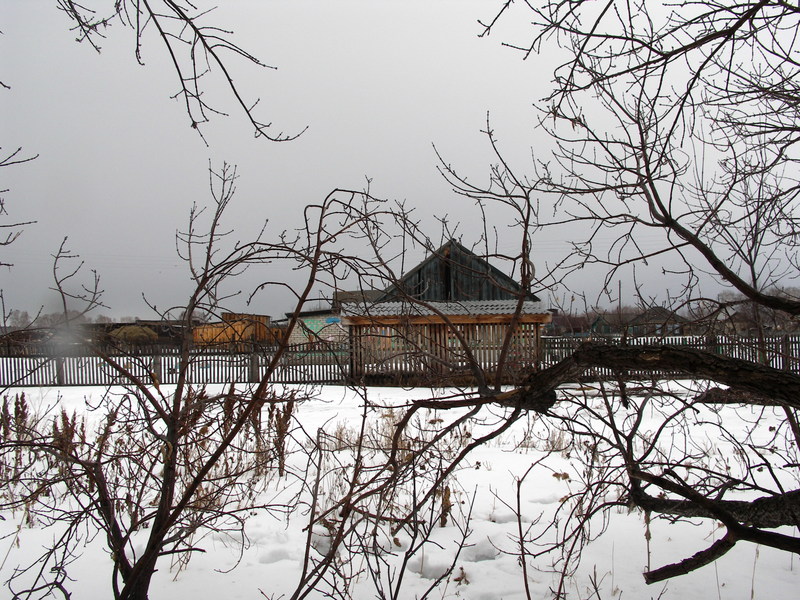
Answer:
249, 343, 260, 383
55, 356, 65, 386
152, 352, 162, 384
348, 326, 360, 383
782, 334, 791, 372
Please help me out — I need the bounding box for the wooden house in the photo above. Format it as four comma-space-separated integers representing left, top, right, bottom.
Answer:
714, 305, 796, 336
591, 306, 687, 338
543, 309, 591, 336
341, 240, 551, 384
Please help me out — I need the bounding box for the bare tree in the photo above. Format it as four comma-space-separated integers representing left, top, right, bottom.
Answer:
276, 2, 800, 594
418, 0, 800, 586
5, 2, 800, 597
54, 1, 304, 142
0, 165, 401, 600
477, 0, 800, 312
3, 0, 301, 348
0, 147, 37, 268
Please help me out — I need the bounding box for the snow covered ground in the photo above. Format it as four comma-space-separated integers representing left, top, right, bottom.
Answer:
0, 384, 796, 599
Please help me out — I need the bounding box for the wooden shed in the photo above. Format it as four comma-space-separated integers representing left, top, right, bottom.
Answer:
192, 312, 272, 349
343, 300, 551, 384
333, 239, 550, 383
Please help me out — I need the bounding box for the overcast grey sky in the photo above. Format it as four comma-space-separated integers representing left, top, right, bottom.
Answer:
1, 1, 671, 320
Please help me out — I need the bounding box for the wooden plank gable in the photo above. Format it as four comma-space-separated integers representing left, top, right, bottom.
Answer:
379, 239, 539, 303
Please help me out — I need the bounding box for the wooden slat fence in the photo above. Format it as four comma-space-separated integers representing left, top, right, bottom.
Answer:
0, 342, 350, 387
3, 335, 800, 387
541, 334, 800, 377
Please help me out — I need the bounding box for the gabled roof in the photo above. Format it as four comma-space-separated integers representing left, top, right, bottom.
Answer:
379, 239, 539, 303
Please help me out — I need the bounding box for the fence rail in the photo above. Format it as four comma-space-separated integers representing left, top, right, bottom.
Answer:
2, 335, 800, 387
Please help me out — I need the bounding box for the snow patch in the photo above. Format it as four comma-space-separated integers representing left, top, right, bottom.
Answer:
461, 537, 498, 562
258, 547, 292, 564
408, 556, 451, 580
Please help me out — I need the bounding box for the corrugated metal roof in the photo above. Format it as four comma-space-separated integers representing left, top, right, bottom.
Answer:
341, 300, 545, 317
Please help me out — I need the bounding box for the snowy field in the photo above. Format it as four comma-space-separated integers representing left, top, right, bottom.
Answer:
0, 384, 796, 599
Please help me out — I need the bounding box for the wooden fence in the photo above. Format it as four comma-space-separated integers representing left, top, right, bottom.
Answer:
0, 342, 350, 388
2, 335, 800, 387
541, 334, 800, 376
